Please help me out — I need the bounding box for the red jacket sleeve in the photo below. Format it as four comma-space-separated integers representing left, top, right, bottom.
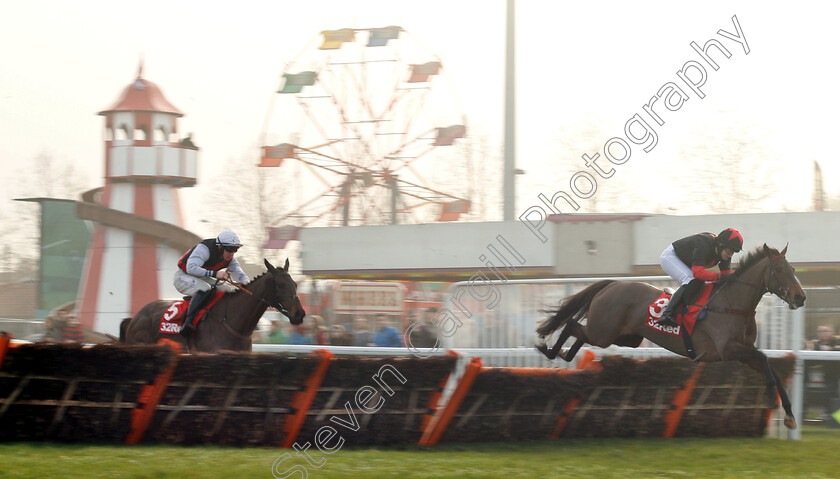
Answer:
691, 265, 720, 282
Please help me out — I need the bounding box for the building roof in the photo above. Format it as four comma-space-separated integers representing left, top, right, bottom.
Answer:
548, 213, 648, 223
98, 76, 183, 116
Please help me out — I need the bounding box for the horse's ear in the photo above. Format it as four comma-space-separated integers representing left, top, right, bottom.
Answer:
284, 258, 290, 272
762, 243, 773, 258
780, 243, 788, 256
265, 258, 277, 273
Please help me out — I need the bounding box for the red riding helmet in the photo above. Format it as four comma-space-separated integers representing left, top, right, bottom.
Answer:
717, 228, 743, 252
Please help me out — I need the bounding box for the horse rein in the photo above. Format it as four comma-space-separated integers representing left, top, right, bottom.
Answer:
205, 279, 300, 342
715, 254, 792, 305
699, 277, 756, 319
219, 278, 299, 324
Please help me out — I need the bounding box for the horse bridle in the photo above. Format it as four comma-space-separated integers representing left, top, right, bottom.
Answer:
213, 277, 299, 339
223, 277, 299, 317
721, 254, 792, 304
765, 254, 794, 304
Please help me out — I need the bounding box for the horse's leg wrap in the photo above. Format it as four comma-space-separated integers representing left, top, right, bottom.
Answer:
538, 320, 577, 360
561, 339, 585, 362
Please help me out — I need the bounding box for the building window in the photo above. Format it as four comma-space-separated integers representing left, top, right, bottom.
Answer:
115, 124, 129, 140
154, 126, 167, 142
133, 126, 147, 141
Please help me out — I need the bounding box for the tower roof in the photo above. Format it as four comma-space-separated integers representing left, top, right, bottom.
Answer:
99, 75, 183, 117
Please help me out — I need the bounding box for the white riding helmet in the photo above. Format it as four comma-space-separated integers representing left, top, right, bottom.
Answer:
216, 229, 243, 247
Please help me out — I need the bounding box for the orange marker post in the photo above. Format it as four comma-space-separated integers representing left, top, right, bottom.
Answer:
125, 345, 181, 445
420, 350, 461, 434
280, 349, 334, 448
418, 356, 482, 446
0, 332, 10, 371
662, 364, 704, 438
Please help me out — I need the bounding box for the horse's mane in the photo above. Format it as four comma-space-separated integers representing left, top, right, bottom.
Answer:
735, 245, 779, 275
229, 270, 270, 296
229, 267, 293, 296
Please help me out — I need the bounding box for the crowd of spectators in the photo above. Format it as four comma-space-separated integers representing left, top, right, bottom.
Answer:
255, 308, 441, 348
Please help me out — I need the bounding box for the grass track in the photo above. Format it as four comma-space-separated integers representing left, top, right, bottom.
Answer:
2, 427, 839, 478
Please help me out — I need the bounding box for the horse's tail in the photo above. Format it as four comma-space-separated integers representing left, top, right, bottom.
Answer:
119, 317, 131, 344
536, 280, 616, 338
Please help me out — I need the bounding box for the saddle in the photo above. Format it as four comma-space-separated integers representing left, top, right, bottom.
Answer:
157, 291, 225, 337
646, 282, 715, 336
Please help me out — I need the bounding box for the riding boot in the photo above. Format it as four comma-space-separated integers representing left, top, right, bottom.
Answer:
658, 279, 703, 327
657, 283, 689, 327
180, 289, 210, 338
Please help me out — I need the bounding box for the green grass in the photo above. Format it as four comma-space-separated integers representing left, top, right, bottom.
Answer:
2, 427, 839, 478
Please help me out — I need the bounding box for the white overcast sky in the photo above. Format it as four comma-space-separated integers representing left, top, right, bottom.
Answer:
1, 1, 837, 236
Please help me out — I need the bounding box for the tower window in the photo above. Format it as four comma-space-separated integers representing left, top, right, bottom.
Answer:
133, 126, 147, 141
154, 126, 167, 142
115, 124, 129, 140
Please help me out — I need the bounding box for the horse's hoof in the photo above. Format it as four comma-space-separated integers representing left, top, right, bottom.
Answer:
784, 416, 797, 430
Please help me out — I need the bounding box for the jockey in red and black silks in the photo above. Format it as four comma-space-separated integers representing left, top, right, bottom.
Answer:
173, 229, 250, 337
656, 228, 744, 327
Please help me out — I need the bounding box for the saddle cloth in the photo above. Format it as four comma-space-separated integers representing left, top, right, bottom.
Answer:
158, 291, 225, 336
645, 282, 714, 336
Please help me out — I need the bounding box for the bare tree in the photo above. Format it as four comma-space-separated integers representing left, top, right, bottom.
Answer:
544, 114, 642, 214
201, 150, 262, 262
675, 110, 786, 214
5, 152, 93, 273
454, 127, 502, 222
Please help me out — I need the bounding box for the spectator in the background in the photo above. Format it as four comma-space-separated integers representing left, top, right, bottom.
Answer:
373, 314, 402, 347
45, 309, 84, 343
808, 324, 840, 420
353, 316, 373, 347
330, 324, 354, 346
310, 315, 330, 345
61, 312, 84, 343
405, 308, 438, 349
264, 320, 287, 344
288, 324, 313, 345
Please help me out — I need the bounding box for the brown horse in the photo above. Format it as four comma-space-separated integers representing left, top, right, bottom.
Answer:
120, 258, 305, 352
536, 244, 806, 429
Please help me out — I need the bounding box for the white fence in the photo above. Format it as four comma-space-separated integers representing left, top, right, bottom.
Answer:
431, 276, 806, 351
0, 318, 44, 341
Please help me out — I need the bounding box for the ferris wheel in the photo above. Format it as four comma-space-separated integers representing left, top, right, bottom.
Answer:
259, 26, 470, 228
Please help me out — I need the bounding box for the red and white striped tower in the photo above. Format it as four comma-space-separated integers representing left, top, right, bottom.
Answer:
77, 67, 198, 335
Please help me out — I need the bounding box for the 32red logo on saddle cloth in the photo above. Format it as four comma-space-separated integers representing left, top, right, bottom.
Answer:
158, 292, 225, 335
158, 301, 189, 334
646, 283, 714, 337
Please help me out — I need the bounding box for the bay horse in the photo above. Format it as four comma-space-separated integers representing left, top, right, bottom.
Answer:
535, 244, 806, 429
120, 258, 305, 352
